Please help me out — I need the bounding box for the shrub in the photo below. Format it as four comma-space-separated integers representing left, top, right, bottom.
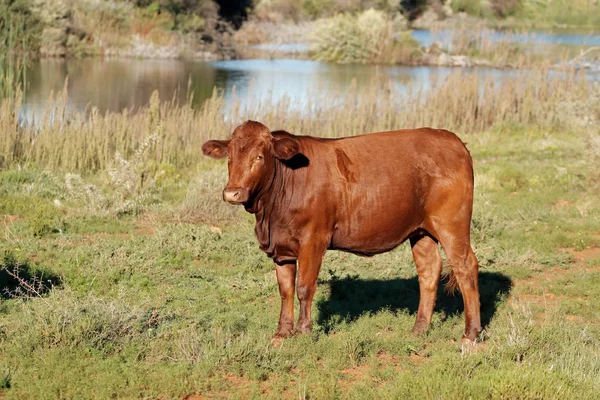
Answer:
451, 0, 484, 16
301, 0, 335, 18
490, 0, 522, 17
60, 133, 164, 217
310, 9, 397, 63
232, 19, 268, 46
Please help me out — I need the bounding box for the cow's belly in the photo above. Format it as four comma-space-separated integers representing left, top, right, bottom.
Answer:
329, 203, 422, 256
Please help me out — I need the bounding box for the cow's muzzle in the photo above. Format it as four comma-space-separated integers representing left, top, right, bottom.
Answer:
223, 187, 249, 204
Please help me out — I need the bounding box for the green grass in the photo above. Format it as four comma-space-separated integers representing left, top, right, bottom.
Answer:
1, 117, 599, 398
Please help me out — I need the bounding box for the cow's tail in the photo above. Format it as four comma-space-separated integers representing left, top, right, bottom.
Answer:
443, 268, 459, 296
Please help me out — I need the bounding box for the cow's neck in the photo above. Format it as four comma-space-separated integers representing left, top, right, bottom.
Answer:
249, 159, 292, 255
243, 158, 280, 214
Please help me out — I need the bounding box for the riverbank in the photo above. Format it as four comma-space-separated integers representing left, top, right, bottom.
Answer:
235, 19, 600, 71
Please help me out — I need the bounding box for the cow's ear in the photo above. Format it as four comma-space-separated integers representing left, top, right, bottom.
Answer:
272, 137, 299, 160
202, 140, 229, 159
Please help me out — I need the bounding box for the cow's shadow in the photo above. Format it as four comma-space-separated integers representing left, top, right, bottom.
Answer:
316, 271, 512, 333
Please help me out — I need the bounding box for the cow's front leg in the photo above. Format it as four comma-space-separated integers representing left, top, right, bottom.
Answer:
274, 262, 297, 337
295, 244, 326, 334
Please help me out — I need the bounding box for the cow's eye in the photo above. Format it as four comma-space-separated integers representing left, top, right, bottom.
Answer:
255, 155, 264, 161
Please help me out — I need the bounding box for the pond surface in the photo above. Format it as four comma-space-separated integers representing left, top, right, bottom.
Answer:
21, 49, 598, 121
411, 29, 600, 47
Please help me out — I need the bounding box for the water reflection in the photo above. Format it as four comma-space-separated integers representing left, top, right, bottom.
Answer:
21, 57, 598, 122
24, 59, 219, 112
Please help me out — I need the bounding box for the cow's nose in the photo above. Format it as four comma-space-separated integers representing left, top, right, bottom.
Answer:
223, 187, 249, 204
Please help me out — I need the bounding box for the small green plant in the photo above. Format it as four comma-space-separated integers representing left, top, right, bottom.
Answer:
28, 200, 63, 237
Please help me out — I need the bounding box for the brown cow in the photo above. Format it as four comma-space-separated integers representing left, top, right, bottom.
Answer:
202, 120, 481, 346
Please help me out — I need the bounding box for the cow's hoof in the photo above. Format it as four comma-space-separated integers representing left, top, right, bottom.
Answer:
293, 325, 312, 335
411, 321, 430, 335
273, 327, 294, 339
460, 337, 477, 354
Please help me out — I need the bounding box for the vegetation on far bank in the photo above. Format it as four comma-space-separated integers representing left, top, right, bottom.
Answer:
0, 0, 252, 59
2, 0, 600, 65
240, 1, 600, 66
252, 0, 600, 30
1, 64, 600, 397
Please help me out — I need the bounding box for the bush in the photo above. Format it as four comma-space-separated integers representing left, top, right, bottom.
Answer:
60, 134, 164, 217
451, 0, 484, 16
301, 0, 334, 18
312, 9, 418, 63
310, 9, 412, 64
133, 0, 210, 15
489, 0, 522, 17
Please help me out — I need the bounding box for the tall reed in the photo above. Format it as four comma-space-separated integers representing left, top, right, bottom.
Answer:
0, 67, 595, 172
0, 0, 39, 101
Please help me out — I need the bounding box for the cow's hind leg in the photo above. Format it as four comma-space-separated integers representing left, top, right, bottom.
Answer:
274, 262, 297, 337
436, 232, 481, 345
410, 232, 443, 335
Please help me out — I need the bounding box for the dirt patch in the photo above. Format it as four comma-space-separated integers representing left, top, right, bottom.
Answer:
568, 247, 600, 263
515, 265, 576, 288
1, 214, 19, 229
224, 375, 253, 387
340, 363, 372, 382
188, 373, 298, 400
135, 223, 155, 236
408, 352, 429, 365
377, 351, 402, 365
553, 199, 571, 207
510, 247, 600, 324
191, 375, 253, 399
337, 351, 412, 390
182, 394, 205, 400
2, 214, 19, 223
511, 293, 561, 307
566, 315, 582, 322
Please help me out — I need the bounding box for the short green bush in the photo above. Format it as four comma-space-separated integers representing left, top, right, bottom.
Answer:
310, 9, 401, 64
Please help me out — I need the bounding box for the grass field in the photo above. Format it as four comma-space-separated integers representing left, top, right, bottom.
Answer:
1, 71, 600, 398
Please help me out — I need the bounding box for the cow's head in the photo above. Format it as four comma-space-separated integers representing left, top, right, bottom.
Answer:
202, 121, 299, 205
